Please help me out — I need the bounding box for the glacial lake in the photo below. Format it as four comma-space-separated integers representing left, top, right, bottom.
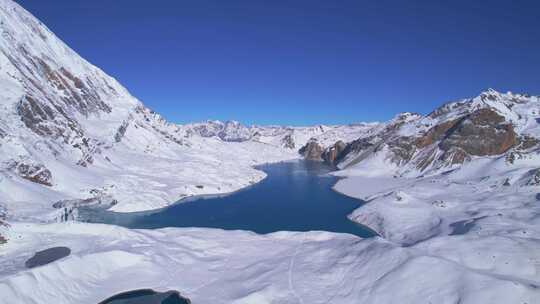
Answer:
80, 160, 375, 238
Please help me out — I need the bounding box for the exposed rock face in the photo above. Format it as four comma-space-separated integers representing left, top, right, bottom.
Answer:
415, 119, 459, 149
14, 162, 53, 186
516, 135, 539, 151
311, 91, 539, 175
438, 109, 517, 156
415, 109, 518, 157
527, 169, 540, 186
0, 207, 7, 244
299, 140, 324, 161
322, 140, 346, 165
387, 136, 417, 166
114, 121, 129, 142
281, 134, 295, 149
298, 140, 350, 165
9, 45, 114, 144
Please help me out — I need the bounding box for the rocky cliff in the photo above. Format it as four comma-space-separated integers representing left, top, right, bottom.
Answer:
300, 89, 540, 176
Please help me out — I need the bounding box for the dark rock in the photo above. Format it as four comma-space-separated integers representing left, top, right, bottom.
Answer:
299, 140, 324, 161
527, 169, 540, 186
99, 289, 191, 304
336, 137, 379, 168
17, 95, 56, 137
387, 137, 416, 165
52, 196, 116, 209
115, 121, 129, 143
0, 213, 7, 245
438, 109, 517, 156
321, 140, 346, 165
408, 108, 519, 170
516, 135, 539, 150
415, 119, 460, 148
25, 247, 71, 268
15, 162, 53, 186
281, 134, 295, 149
415, 146, 438, 171
438, 147, 470, 166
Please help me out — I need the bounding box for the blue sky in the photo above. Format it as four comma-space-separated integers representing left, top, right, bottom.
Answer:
17, 0, 540, 125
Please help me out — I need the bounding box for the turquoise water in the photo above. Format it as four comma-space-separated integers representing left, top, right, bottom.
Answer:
80, 160, 375, 238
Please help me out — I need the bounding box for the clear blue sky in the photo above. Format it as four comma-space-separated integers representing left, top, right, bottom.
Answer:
16, 0, 540, 125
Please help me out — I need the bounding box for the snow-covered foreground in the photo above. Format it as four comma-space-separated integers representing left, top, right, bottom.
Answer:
1, 222, 538, 304
330, 152, 540, 303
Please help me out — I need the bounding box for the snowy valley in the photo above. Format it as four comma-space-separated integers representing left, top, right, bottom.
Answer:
0, 0, 539, 303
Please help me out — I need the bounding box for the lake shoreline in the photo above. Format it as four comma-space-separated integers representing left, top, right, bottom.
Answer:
78, 160, 377, 238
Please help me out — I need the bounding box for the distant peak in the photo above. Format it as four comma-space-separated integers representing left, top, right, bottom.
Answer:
482, 88, 501, 94
392, 112, 421, 122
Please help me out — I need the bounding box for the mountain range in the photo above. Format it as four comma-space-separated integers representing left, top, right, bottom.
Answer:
1, 0, 539, 221
0, 1, 539, 303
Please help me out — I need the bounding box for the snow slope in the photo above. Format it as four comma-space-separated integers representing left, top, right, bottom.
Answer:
329, 96, 540, 303
0, 222, 538, 304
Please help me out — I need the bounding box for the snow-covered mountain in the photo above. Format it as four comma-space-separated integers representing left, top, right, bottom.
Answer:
300, 89, 540, 176
0, 0, 379, 221
1, 0, 538, 224
0, 0, 297, 219
181, 119, 381, 149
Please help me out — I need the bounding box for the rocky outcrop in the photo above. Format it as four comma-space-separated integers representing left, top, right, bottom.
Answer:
99, 289, 191, 304
387, 136, 417, 166
415, 119, 459, 149
298, 140, 349, 165
25, 247, 71, 268
438, 108, 517, 156
281, 134, 295, 149
114, 120, 129, 142
526, 169, 540, 186
299, 140, 324, 161
308, 91, 538, 174
0, 207, 7, 244
14, 162, 53, 186
415, 108, 518, 157
516, 135, 539, 151
321, 140, 346, 165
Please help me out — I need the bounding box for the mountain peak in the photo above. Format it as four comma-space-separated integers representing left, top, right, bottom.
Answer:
481, 88, 501, 95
